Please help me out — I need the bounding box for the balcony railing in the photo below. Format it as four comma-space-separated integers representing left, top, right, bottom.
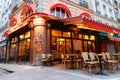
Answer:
79, 1, 88, 8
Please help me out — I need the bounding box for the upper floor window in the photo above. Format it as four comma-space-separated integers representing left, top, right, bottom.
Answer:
50, 7, 70, 18
79, 0, 88, 5
21, 5, 33, 20
9, 18, 17, 27
103, 5, 107, 17
114, 0, 118, 5
50, 4, 71, 18
95, 1, 101, 14
115, 8, 118, 19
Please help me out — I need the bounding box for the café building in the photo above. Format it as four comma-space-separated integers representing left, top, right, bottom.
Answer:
3, 2, 120, 65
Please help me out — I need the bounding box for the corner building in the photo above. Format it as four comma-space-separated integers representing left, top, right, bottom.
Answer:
4, 0, 120, 65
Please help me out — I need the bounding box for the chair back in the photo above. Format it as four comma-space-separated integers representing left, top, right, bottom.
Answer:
81, 52, 89, 62
101, 52, 107, 60
61, 54, 69, 60
41, 54, 46, 59
89, 52, 96, 61
105, 52, 111, 60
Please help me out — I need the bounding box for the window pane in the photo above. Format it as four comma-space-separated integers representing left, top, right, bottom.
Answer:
84, 41, 87, 52
63, 32, 71, 37
25, 31, 30, 38
90, 35, 95, 40
20, 34, 24, 40
56, 7, 60, 17
52, 30, 62, 37
83, 35, 89, 40
50, 7, 70, 18
79, 34, 82, 39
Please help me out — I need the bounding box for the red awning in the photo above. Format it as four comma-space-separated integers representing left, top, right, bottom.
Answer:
109, 37, 120, 42
82, 17, 120, 34
50, 16, 120, 34
4, 14, 120, 37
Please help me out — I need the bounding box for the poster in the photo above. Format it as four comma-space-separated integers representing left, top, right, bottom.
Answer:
73, 40, 82, 50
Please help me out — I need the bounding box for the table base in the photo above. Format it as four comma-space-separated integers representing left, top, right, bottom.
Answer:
95, 70, 109, 76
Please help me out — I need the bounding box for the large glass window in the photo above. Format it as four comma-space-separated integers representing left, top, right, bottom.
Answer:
50, 7, 70, 18
52, 30, 62, 37
63, 32, 71, 37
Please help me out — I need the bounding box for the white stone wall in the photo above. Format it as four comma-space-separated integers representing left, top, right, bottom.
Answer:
0, 0, 13, 46
37, 0, 118, 28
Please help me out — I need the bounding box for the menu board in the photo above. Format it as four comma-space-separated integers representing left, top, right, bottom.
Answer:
73, 40, 82, 50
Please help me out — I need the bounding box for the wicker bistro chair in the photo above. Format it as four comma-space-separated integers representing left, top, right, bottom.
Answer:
41, 54, 48, 66
101, 52, 118, 72
89, 52, 99, 62
81, 52, 99, 73
61, 54, 70, 68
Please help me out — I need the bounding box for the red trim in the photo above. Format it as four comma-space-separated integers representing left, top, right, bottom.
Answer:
4, 13, 48, 36
9, 18, 17, 27
21, 4, 33, 15
83, 17, 120, 34
109, 37, 120, 42
79, 13, 92, 18
50, 3, 71, 16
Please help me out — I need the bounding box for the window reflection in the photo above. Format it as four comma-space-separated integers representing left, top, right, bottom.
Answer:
90, 35, 95, 40
52, 30, 62, 37
83, 35, 89, 40
63, 32, 71, 37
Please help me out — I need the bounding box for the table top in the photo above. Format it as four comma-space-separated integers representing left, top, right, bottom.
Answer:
111, 54, 120, 56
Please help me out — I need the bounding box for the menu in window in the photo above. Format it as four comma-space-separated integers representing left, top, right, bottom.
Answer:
73, 40, 82, 50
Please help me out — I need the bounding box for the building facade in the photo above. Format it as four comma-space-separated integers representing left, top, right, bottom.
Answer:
0, 0, 28, 62
0, 0, 14, 61
2, 0, 120, 65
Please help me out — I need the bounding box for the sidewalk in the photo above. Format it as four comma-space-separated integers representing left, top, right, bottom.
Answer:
0, 63, 120, 80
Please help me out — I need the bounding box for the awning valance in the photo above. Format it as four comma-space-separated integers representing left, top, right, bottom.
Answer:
49, 16, 120, 34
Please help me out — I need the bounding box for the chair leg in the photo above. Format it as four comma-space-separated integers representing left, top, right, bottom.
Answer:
88, 64, 92, 74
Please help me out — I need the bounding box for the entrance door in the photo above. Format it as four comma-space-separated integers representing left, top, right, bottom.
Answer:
52, 37, 71, 62
9, 44, 17, 61
18, 39, 30, 62
83, 41, 95, 52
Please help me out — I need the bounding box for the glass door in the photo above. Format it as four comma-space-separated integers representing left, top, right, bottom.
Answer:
9, 44, 17, 61
52, 37, 72, 63
18, 39, 30, 62
83, 41, 95, 52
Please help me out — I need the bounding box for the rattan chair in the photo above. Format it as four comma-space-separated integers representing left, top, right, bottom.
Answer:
101, 52, 118, 72
61, 54, 70, 68
81, 52, 99, 73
